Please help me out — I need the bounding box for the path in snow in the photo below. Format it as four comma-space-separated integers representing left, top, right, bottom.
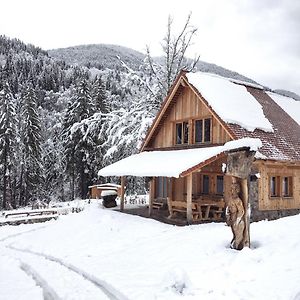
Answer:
0, 224, 128, 300
20, 262, 61, 300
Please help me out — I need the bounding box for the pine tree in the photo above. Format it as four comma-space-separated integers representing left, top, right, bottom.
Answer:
0, 82, 17, 209
20, 83, 43, 205
62, 79, 96, 200
92, 76, 109, 113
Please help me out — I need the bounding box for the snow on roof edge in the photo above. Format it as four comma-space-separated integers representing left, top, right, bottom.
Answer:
98, 138, 262, 178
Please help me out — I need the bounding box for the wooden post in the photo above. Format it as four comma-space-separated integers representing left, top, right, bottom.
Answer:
120, 176, 125, 212
241, 178, 250, 247
148, 178, 154, 216
166, 177, 174, 218
186, 173, 193, 224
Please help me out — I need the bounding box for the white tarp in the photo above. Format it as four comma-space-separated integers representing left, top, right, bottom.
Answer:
98, 138, 262, 178
186, 72, 274, 133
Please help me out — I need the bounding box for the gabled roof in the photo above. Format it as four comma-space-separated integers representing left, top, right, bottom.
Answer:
142, 71, 300, 162
141, 71, 236, 151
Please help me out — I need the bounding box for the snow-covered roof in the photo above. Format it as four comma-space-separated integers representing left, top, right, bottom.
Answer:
98, 138, 262, 178
266, 92, 300, 125
186, 72, 273, 133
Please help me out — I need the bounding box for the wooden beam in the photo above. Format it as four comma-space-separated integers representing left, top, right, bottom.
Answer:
120, 176, 125, 212
167, 177, 174, 218
148, 178, 155, 216
186, 173, 193, 224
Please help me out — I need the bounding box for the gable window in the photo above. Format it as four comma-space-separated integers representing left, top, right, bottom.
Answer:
204, 118, 211, 142
195, 120, 203, 143
282, 176, 293, 197
176, 121, 189, 144
194, 118, 211, 143
216, 175, 224, 195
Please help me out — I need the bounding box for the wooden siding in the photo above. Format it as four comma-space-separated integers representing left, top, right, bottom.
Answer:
150, 86, 231, 149
257, 161, 300, 210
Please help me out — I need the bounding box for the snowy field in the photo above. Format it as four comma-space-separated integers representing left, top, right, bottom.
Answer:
0, 201, 300, 300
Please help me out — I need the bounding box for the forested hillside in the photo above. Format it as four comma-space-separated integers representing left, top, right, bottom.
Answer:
0, 35, 156, 210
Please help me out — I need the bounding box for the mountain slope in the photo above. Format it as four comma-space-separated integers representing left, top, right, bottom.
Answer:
49, 44, 145, 71
49, 44, 261, 86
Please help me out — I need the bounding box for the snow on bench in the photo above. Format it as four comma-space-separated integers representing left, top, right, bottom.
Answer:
0, 208, 59, 226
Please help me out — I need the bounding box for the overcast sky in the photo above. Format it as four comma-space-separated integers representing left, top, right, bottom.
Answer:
1, 0, 299, 95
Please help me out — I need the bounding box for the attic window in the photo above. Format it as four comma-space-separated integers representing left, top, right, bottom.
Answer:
194, 118, 211, 143
176, 121, 189, 144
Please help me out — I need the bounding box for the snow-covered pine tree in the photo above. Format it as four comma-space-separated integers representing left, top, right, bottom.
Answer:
0, 82, 17, 209
20, 83, 43, 206
62, 79, 97, 199
92, 76, 109, 114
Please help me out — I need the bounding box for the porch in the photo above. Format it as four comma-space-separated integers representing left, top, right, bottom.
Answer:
148, 157, 228, 223
98, 138, 261, 224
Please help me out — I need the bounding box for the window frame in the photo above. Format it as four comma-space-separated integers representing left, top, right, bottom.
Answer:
193, 117, 212, 144
216, 175, 224, 195
269, 175, 293, 199
282, 176, 293, 198
175, 120, 189, 145
198, 173, 224, 196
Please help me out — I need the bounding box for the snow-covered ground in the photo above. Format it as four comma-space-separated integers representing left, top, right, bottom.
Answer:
1, 201, 300, 300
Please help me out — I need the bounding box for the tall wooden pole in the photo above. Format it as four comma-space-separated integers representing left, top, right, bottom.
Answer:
186, 173, 193, 224
120, 176, 125, 212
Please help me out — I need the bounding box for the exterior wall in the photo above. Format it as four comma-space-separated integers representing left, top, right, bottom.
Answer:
153, 157, 227, 202
250, 161, 300, 221
150, 87, 231, 149
89, 187, 101, 199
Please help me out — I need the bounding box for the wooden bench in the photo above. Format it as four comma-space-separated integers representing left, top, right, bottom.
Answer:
167, 200, 200, 220
1, 209, 58, 226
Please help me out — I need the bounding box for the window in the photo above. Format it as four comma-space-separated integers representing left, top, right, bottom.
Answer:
216, 175, 224, 195
155, 177, 168, 199
282, 176, 293, 197
175, 121, 189, 144
269, 175, 293, 198
204, 118, 211, 142
270, 176, 280, 197
202, 175, 210, 194
195, 120, 203, 143
194, 118, 211, 143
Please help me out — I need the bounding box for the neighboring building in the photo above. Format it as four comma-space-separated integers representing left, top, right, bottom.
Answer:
98, 71, 300, 223
88, 183, 122, 199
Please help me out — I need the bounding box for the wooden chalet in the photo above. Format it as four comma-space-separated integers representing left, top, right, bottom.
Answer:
98, 71, 300, 224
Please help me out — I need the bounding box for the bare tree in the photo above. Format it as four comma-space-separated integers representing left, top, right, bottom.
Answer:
145, 13, 200, 102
